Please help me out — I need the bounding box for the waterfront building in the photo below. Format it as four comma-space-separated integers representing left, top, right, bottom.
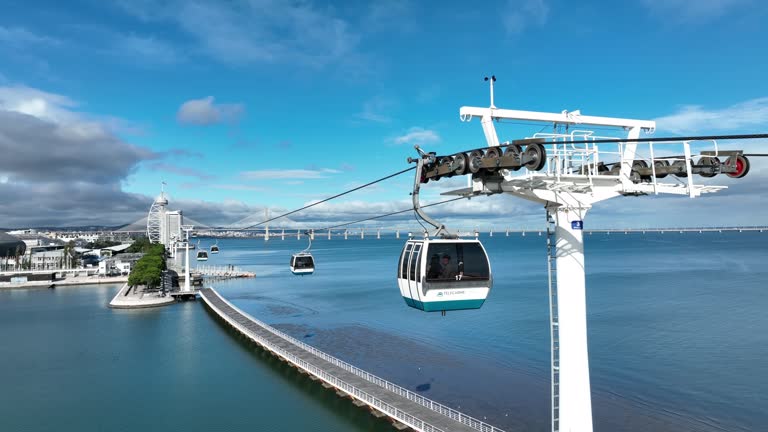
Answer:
0, 232, 27, 272
162, 210, 183, 247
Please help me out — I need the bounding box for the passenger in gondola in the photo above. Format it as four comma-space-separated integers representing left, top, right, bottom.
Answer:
427, 255, 441, 279
439, 254, 456, 280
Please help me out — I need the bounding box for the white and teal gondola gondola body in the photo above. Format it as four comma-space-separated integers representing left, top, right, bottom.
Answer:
290, 253, 315, 275
397, 238, 492, 312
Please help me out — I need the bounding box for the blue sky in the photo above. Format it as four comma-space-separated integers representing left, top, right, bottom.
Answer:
0, 0, 767, 229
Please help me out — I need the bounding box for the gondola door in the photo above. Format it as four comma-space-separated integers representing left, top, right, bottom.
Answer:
407, 242, 423, 309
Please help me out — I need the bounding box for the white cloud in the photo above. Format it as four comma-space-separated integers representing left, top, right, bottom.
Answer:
240, 168, 341, 180
640, 0, 754, 21
655, 97, 768, 134
212, 184, 270, 192
113, 34, 181, 65
0, 26, 60, 47
0, 86, 78, 121
147, 162, 214, 180
0, 85, 162, 227
356, 96, 395, 123
117, 0, 360, 68
393, 127, 440, 146
503, 0, 549, 34
176, 96, 244, 125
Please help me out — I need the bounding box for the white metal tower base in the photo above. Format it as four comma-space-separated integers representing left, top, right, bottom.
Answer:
547, 204, 592, 432
181, 225, 193, 293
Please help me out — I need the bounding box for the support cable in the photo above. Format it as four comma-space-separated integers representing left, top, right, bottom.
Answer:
456, 133, 768, 157
231, 166, 416, 230
316, 196, 469, 231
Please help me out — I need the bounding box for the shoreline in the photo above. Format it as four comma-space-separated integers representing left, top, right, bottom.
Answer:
0, 275, 128, 289
108, 282, 177, 309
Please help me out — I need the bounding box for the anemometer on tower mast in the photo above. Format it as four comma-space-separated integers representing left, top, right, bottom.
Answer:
408, 76, 755, 432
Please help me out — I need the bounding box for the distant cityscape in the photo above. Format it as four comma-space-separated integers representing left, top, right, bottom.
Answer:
1, 187, 766, 282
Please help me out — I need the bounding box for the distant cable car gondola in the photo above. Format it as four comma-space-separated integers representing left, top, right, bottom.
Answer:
210, 240, 219, 254
397, 148, 493, 314
290, 231, 315, 275
196, 240, 208, 261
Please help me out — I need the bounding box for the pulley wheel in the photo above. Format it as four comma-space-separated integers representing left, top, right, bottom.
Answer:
452, 153, 468, 176
632, 160, 649, 181
504, 144, 523, 171
429, 157, 447, 181
697, 156, 720, 178
485, 147, 502, 172
672, 160, 688, 177
653, 160, 670, 179
608, 164, 621, 176
468, 150, 485, 174
725, 155, 750, 178
523, 143, 546, 171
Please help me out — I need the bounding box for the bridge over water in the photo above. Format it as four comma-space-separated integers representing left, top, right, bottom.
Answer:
200, 288, 504, 432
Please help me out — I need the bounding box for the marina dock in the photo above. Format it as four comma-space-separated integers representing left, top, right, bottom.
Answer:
199, 288, 504, 432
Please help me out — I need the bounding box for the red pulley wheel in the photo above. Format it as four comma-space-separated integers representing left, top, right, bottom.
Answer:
726, 155, 750, 179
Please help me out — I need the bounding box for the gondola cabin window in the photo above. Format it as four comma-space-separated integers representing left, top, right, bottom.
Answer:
409, 243, 421, 281
400, 243, 412, 279
425, 242, 489, 282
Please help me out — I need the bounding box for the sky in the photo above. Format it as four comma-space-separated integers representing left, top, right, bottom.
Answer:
0, 0, 767, 230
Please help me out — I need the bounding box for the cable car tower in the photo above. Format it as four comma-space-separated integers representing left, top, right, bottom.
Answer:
418, 77, 754, 432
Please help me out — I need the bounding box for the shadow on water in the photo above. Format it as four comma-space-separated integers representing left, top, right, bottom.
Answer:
199, 302, 398, 432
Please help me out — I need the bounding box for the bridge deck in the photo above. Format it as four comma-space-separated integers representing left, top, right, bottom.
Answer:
199, 288, 503, 432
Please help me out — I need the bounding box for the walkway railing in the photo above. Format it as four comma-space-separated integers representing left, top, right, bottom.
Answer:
201, 288, 504, 432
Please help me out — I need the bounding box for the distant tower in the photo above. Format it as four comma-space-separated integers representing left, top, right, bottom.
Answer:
264, 208, 270, 241
147, 182, 168, 244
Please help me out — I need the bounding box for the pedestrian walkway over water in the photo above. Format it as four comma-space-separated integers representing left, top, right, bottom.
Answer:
199, 288, 504, 432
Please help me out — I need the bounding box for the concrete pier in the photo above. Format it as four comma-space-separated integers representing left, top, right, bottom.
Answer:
200, 288, 504, 432
108, 283, 175, 309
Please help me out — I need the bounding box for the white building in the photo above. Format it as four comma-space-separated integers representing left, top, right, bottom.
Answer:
29, 249, 65, 270
55, 233, 101, 243
98, 259, 131, 276
99, 253, 143, 276
162, 210, 183, 247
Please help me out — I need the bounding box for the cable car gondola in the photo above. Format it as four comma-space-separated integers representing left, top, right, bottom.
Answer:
210, 240, 219, 254
196, 240, 208, 261
290, 231, 315, 275
397, 148, 493, 313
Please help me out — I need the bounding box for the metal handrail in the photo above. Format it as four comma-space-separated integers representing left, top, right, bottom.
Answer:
205, 288, 504, 432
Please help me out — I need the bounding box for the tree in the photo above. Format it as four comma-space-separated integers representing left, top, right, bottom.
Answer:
126, 237, 152, 254
126, 243, 167, 290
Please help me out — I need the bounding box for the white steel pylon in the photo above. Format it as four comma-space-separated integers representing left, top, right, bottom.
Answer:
181, 225, 194, 292
443, 79, 746, 432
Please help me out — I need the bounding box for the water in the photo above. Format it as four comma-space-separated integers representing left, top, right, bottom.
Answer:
1, 232, 766, 431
